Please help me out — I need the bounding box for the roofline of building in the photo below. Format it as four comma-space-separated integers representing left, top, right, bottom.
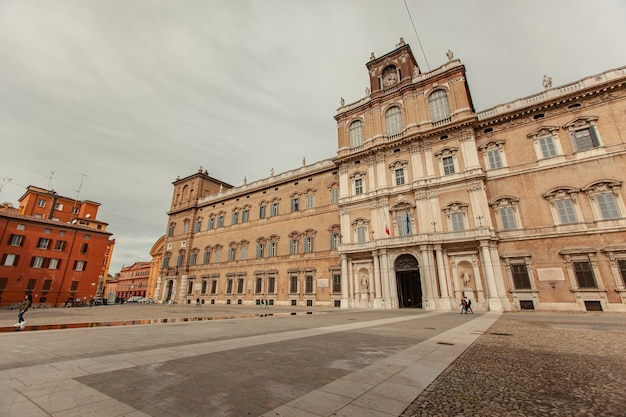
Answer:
197, 158, 337, 206
0, 211, 113, 236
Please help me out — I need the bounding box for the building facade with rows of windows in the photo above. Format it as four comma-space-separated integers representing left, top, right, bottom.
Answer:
156, 42, 626, 312
0, 187, 115, 307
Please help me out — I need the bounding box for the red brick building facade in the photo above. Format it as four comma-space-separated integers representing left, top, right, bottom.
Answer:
0, 187, 114, 307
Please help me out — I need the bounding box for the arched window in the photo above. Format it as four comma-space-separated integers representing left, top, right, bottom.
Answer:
349, 120, 363, 149
385, 107, 403, 136
428, 90, 450, 122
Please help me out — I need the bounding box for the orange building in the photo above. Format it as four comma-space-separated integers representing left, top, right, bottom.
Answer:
112, 261, 151, 301
0, 186, 114, 307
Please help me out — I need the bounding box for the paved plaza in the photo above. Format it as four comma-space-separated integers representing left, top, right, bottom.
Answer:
0, 304, 624, 416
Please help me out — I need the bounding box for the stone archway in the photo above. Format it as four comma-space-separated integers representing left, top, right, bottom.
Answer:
165, 280, 174, 301
395, 254, 422, 308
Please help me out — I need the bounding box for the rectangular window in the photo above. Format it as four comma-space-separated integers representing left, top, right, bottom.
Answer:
356, 226, 367, 243
237, 278, 244, 294
203, 250, 211, 264
37, 199, 46, 207
574, 261, 597, 288
208, 218, 215, 230
255, 278, 263, 294
2, 254, 19, 266
228, 248, 236, 261
354, 179, 363, 195
74, 260, 86, 272
330, 233, 340, 250
183, 222, 189, 234
539, 137, 558, 158
168, 225, 175, 236
31, 256, 44, 268
305, 276, 314, 293
291, 198, 300, 212
451, 212, 465, 231
556, 200, 577, 224
72, 207, 79, 215
42, 279, 52, 291
290, 276, 298, 293
242, 209, 249, 223
214, 249, 221, 263
511, 264, 532, 289
304, 237, 313, 253
397, 211, 411, 236
231, 212, 238, 225
256, 244, 264, 258
54, 240, 66, 251
176, 254, 183, 267
259, 205, 266, 219
187, 281, 194, 295
38, 238, 51, 250
306, 194, 314, 209
618, 259, 626, 287
395, 168, 405, 185
9, 234, 24, 246
49, 258, 60, 270
0, 277, 7, 291
332, 274, 342, 293
270, 203, 279, 217
268, 276, 276, 293
194, 220, 202, 232
226, 279, 233, 294
487, 149, 503, 169
70, 280, 79, 291
596, 193, 620, 219
211, 280, 217, 294
189, 252, 197, 265
17, 224, 25, 230
290, 239, 299, 255
240, 246, 247, 260
162, 256, 170, 268
217, 215, 224, 228
331, 188, 339, 204
268, 242, 277, 257
443, 156, 455, 175
500, 207, 517, 230
80, 243, 89, 254
27, 278, 37, 291
201, 280, 208, 295
572, 127, 599, 151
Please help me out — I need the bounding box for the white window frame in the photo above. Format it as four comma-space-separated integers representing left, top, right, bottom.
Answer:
428, 89, 451, 123
349, 120, 363, 149
583, 181, 624, 224
443, 202, 468, 232
385, 106, 403, 137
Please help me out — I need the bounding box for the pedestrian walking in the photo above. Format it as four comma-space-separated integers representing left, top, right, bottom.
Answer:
15, 294, 32, 328
465, 297, 473, 314
460, 298, 467, 314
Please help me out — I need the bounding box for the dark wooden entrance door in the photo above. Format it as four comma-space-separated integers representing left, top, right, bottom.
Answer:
395, 254, 422, 308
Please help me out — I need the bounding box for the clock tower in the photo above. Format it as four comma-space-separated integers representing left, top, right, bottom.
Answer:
366, 38, 419, 93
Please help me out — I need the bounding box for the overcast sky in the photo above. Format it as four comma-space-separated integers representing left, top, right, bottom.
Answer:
1, 0, 625, 274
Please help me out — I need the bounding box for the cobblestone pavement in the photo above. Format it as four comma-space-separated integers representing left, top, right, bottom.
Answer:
401, 312, 626, 417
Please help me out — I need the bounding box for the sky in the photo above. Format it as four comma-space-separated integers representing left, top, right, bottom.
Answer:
1, 0, 625, 274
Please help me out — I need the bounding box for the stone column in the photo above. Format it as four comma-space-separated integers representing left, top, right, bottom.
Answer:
341, 254, 349, 308
479, 240, 504, 311
434, 245, 451, 311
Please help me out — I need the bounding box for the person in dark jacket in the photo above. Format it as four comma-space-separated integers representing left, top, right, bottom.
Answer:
15, 294, 32, 328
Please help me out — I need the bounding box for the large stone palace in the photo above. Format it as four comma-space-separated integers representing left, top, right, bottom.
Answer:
154, 42, 626, 312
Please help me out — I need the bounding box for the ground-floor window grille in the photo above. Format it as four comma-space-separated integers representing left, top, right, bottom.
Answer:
519, 300, 534, 310
584, 300, 602, 311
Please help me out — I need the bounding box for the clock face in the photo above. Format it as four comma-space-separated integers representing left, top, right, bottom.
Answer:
383, 71, 397, 87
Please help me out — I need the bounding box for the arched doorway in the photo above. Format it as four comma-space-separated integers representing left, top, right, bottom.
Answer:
395, 254, 422, 308
165, 280, 174, 301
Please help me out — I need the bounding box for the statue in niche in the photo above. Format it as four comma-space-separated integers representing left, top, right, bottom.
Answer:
360, 275, 369, 292
461, 268, 472, 288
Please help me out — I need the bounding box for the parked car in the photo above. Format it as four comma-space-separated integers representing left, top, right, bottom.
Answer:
93, 297, 105, 306
125, 296, 144, 303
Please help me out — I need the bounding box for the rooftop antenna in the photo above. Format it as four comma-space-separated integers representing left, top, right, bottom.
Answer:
47, 171, 55, 190
0, 177, 12, 193
70, 173, 88, 223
